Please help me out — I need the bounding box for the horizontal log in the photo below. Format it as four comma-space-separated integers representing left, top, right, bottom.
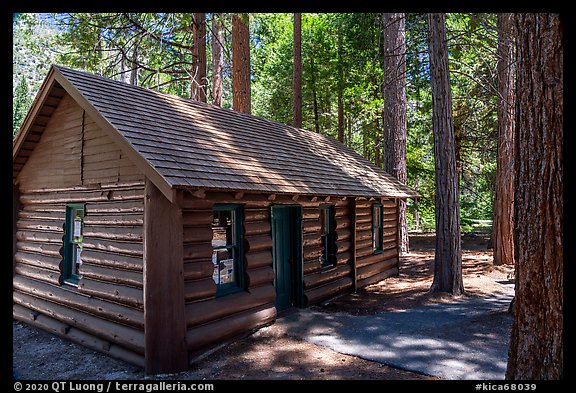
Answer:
244, 235, 272, 253
14, 263, 61, 285
184, 259, 214, 281
304, 277, 353, 306
356, 229, 372, 242
184, 278, 217, 303
383, 227, 397, 237
108, 344, 146, 368
186, 304, 276, 351
22, 204, 65, 213
183, 226, 213, 244
383, 214, 398, 222
18, 181, 144, 194
304, 264, 352, 290
13, 303, 39, 322
336, 241, 351, 254
244, 220, 271, 237
185, 284, 275, 328
78, 278, 144, 309
382, 199, 397, 208
336, 227, 352, 241
356, 238, 372, 251
16, 241, 62, 257
80, 263, 143, 288
15, 251, 61, 271
356, 221, 372, 232
82, 238, 143, 257
356, 248, 399, 269
16, 230, 62, 244
303, 258, 322, 275
302, 233, 322, 248
356, 246, 374, 259
20, 187, 144, 205
334, 207, 351, 218
357, 266, 398, 289
356, 215, 372, 225
85, 201, 144, 214
13, 291, 145, 354
336, 251, 352, 266
183, 242, 213, 260
13, 275, 144, 329
336, 219, 352, 230
246, 266, 274, 288
303, 219, 321, 234
18, 210, 64, 221
356, 257, 398, 281
83, 225, 143, 242
182, 210, 213, 226
356, 207, 372, 217
244, 250, 273, 270
83, 214, 143, 226
302, 209, 320, 220
80, 249, 143, 271
303, 248, 323, 264
16, 219, 63, 232
243, 209, 269, 223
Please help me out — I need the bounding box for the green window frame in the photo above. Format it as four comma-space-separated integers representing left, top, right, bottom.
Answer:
319, 205, 337, 267
63, 204, 85, 285
372, 204, 384, 253
211, 204, 245, 296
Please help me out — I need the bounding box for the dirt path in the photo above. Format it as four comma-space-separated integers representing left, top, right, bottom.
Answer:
13, 233, 512, 380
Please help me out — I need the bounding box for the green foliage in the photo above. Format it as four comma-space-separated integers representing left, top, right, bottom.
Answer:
13, 12, 501, 229
13, 77, 32, 136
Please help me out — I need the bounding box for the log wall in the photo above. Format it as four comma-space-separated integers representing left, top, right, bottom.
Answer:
355, 198, 399, 288
13, 92, 146, 367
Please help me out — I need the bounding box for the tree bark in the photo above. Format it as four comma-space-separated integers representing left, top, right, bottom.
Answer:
491, 13, 516, 266
293, 13, 302, 128
382, 12, 409, 254
427, 13, 464, 295
310, 49, 320, 133
211, 13, 224, 107
232, 13, 251, 114
337, 27, 345, 143
506, 13, 563, 380
191, 13, 207, 102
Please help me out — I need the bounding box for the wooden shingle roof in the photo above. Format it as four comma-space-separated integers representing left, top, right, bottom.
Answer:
14, 65, 420, 202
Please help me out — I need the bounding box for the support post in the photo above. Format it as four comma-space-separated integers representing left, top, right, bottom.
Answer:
143, 180, 188, 373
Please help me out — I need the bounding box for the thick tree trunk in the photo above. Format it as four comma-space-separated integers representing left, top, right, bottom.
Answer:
382, 12, 409, 254
491, 13, 516, 266
293, 13, 302, 128
191, 13, 207, 102
232, 13, 251, 114
310, 51, 320, 133
506, 13, 563, 380
211, 13, 224, 107
427, 13, 464, 295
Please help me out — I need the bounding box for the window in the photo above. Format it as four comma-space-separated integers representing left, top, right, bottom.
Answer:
372, 204, 384, 253
63, 204, 84, 285
211, 204, 244, 295
319, 205, 336, 267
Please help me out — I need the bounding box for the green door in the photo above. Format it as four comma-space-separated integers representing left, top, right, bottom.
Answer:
271, 205, 303, 312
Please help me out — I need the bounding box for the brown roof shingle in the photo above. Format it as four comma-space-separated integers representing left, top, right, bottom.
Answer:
16, 65, 420, 200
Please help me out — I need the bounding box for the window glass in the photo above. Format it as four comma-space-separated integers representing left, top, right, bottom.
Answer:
64, 204, 84, 285
319, 205, 336, 267
211, 205, 244, 294
372, 204, 384, 252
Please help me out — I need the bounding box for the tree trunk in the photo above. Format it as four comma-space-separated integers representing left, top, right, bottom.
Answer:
310, 50, 320, 133
191, 13, 207, 102
232, 13, 251, 114
293, 13, 302, 128
427, 13, 464, 295
491, 13, 516, 266
211, 13, 224, 107
382, 12, 409, 254
506, 13, 563, 380
337, 28, 345, 143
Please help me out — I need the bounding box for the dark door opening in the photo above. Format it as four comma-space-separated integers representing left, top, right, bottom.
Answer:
271, 205, 303, 312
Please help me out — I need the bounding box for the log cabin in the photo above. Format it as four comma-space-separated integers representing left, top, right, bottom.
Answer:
12, 65, 420, 374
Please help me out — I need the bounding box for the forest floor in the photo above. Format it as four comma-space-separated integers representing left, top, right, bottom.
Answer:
12, 231, 514, 381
